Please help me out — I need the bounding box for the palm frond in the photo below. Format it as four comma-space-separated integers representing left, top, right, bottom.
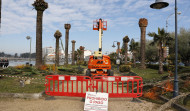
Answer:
160, 28, 166, 36
147, 32, 156, 37
158, 27, 161, 35
149, 42, 155, 46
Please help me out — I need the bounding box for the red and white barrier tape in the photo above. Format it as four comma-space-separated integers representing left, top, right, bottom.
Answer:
0, 74, 45, 80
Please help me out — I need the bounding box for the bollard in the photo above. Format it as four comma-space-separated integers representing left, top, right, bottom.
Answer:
19, 79, 25, 87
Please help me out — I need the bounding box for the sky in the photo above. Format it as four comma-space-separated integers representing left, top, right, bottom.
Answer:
0, 0, 190, 55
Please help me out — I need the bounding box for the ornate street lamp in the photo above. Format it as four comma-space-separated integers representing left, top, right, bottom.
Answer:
26, 36, 32, 64
112, 41, 120, 71
150, 0, 169, 9
112, 41, 118, 48
150, 0, 179, 97
166, 12, 181, 32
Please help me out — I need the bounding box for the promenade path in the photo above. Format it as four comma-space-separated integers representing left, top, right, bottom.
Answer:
0, 97, 174, 111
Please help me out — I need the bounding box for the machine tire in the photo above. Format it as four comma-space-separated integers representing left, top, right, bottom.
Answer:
86, 69, 91, 77
107, 70, 114, 76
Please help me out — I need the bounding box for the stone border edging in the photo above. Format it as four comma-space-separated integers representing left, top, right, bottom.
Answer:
159, 95, 190, 111
0, 91, 44, 99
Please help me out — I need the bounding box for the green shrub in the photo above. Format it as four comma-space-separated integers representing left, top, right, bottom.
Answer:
135, 63, 141, 67
147, 64, 186, 72
168, 65, 174, 72
178, 66, 190, 73
76, 61, 84, 65
119, 65, 131, 72
31, 68, 40, 75
146, 64, 159, 70
73, 66, 84, 74
3, 67, 22, 75
82, 61, 88, 66
58, 67, 74, 72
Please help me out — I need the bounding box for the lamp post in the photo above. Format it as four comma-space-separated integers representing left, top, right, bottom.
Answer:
26, 36, 32, 64
150, 0, 179, 97
165, 12, 181, 65
112, 41, 120, 71
112, 41, 117, 48
166, 12, 181, 32
112, 41, 120, 57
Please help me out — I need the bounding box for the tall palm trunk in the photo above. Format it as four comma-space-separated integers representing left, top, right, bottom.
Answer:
55, 38, 59, 66
158, 43, 163, 74
117, 42, 120, 59
124, 42, 128, 64
36, 11, 43, 67
65, 29, 69, 64
71, 40, 76, 65
139, 18, 148, 69
33, 0, 48, 68
123, 36, 130, 65
140, 27, 146, 69
64, 24, 71, 65
54, 30, 62, 67
133, 52, 136, 67
80, 46, 84, 62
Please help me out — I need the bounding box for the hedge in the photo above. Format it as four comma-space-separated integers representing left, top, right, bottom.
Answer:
146, 64, 187, 72
119, 65, 131, 72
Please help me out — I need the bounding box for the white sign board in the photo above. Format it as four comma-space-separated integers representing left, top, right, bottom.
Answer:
84, 92, 108, 111
116, 59, 120, 65
58, 76, 65, 80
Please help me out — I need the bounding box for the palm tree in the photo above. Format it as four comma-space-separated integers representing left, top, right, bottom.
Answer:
148, 27, 173, 74
139, 18, 148, 69
123, 36, 130, 64
54, 30, 62, 66
79, 46, 85, 62
76, 48, 82, 64
32, 0, 48, 67
71, 40, 76, 65
129, 39, 139, 67
64, 24, 71, 65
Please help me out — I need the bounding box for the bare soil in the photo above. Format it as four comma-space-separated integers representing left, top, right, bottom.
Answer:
0, 97, 175, 111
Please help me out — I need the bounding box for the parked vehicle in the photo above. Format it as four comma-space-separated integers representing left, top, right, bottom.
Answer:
178, 62, 185, 66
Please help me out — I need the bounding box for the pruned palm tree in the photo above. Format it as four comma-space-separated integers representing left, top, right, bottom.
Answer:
54, 30, 62, 66
129, 38, 139, 67
71, 40, 76, 65
32, 0, 48, 67
64, 24, 71, 65
148, 27, 173, 74
123, 36, 130, 64
139, 18, 148, 69
79, 46, 85, 62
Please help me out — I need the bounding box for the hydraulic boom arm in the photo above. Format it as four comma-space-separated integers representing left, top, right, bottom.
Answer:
93, 18, 107, 57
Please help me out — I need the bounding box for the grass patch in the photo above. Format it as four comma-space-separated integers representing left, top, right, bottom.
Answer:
58, 65, 87, 75
131, 68, 169, 83
0, 65, 87, 93
0, 75, 45, 93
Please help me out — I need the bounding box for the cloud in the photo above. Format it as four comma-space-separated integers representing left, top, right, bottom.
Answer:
1, 0, 35, 35
1, 0, 189, 36
1, 0, 137, 35
123, 0, 152, 12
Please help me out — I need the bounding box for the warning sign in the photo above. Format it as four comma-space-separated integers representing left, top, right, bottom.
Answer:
84, 92, 108, 111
